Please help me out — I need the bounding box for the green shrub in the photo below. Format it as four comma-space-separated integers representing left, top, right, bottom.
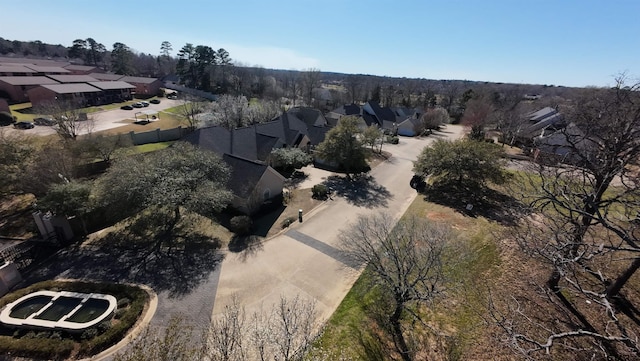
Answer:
281, 216, 296, 229
116, 297, 130, 308
0, 111, 15, 126
312, 184, 329, 199
230, 215, 253, 235
386, 136, 399, 144
0, 280, 149, 359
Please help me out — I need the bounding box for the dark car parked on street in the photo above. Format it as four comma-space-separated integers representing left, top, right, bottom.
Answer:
14, 121, 35, 129
121, 105, 134, 110
150, 99, 161, 104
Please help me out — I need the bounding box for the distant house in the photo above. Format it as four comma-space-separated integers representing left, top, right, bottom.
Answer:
118, 76, 163, 96
88, 73, 125, 81
515, 107, 566, 145
23, 65, 70, 75
63, 64, 103, 75
27, 83, 102, 107
363, 101, 398, 132
0, 76, 60, 103
533, 123, 593, 165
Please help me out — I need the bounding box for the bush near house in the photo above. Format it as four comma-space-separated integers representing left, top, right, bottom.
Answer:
312, 184, 329, 199
230, 215, 253, 235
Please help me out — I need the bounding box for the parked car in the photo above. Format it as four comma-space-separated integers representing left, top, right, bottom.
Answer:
121, 105, 134, 110
34, 117, 55, 126
14, 121, 35, 129
149, 99, 161, 104
141, 101, 150, 107
132, 102, 144, 108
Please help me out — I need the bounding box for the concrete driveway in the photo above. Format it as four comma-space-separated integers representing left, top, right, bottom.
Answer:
211, 125, 467, 323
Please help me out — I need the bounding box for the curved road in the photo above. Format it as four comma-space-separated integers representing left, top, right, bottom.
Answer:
209, 125, 467, 325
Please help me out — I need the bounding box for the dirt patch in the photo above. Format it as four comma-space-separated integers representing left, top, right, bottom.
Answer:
263, 188, 324, 239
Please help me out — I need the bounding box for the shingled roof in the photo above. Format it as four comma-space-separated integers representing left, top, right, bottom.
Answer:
223, 154, 270, 198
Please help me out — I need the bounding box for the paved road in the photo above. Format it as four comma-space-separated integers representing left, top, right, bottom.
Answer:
211, 125, 467, 324
4, 98, 183, 137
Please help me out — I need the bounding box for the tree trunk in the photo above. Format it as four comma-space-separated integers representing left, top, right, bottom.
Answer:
390, 303, 412, 361
606, 257, 640, 299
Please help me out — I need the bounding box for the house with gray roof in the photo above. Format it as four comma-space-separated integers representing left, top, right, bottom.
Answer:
182, 107, 331, 213
182, 126, 285, 214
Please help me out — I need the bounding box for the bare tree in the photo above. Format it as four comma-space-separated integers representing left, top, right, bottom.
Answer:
114, 316, 203, 361
345, 74, 364, 104
205, 296, 246, 361
339, 213, 454, 361
36, 100, 93, 140
301, 68, 321, 107
115, 295, 318, 361
500, 76, 640, 359
269, 295, 317, 361
179, 96, 207, 131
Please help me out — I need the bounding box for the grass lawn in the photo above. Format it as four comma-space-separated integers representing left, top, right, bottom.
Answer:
133, 141, 174, 153
314, 195, 502, 360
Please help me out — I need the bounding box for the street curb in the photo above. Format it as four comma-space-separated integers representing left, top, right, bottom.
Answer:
81, 284, 158, 361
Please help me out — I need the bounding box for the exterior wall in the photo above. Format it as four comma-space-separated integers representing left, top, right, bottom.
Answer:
26, 86, 57, 106
229, 167, 285, 214
0, 98, 9, 112
132, 80, 162, 96
0, 83, 27, 103
296, 135, 311, 149
397, 120, 417, 136
128, 126, 187, 145
256, 167, 285, 201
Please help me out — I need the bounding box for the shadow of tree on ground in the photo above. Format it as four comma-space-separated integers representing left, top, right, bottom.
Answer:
323, 175, 392, 208
24, 213, 224, 298
228, 234, 264, 262
421, 183, 528, 226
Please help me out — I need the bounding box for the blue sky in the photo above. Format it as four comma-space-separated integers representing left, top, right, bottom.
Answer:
2, 0, 638, 87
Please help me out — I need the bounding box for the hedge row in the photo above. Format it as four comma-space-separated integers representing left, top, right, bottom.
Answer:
0, 280, 149, 359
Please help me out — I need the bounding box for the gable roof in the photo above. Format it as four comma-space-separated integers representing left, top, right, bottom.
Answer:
39, 83, 101, 94
46, 74, 99, 83
0, 65, 36, 73
222, 154, 270, 198
88, 73, 124, 81
88, 81, 135, 90
528, 107, 557, 122
63, 64, 99, 72
118, 76, 160, 84
23, 65, 70, 73
0, 76, 59, 86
